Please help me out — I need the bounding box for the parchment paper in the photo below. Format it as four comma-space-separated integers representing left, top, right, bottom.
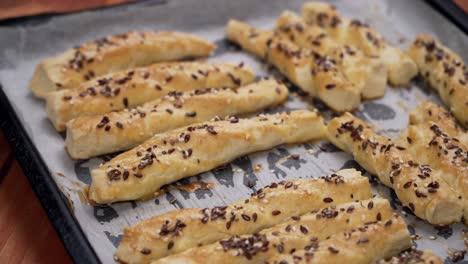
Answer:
0, 0, 466, 263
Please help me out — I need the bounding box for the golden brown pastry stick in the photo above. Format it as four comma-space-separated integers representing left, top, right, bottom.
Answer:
327, 113, 464, 225
378, 249, 443, 264
408, 35, 468, 128
46, 62, 255, 131
116, 169, 372, 264
30, 31, 216, 98
397, 122, 468, 224
225, 19, 361, 112
89, 110, 327, 204
65, 79, 288, 159
410, 101, 467, 147
266, 214, 411, 264
274, 11, 387, 99
302, 2, 417, 87
153, 198, 393, 264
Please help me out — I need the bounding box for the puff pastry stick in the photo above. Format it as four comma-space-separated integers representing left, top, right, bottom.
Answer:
89, 110, 327, 204
225, 19, 361, 112
30, 31, 216, 98
378, 249, 443, 264
397, 123, 468, 224
408, 35, 468, 128
46, 62, 255, 131
274, 11, 387, 99
302, 2, 417, 86
267, 214, 411, 264
327, 113, 464, 225
410, 101, 467, 147
66, 79, 288, 159
116, 169, 372, 264
154, 198, 394, 264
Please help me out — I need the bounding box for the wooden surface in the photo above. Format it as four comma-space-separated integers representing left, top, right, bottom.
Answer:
0, 131, 72, 264
0, 1, 466, 264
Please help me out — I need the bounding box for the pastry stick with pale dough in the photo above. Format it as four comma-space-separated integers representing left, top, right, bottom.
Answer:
397, 122, 468, 225
408, 35, 468, 128
225, 19, 361, 112
410, 101, 467, 147
116, 169, 372, 264
327, 113, 464, 225
267, 214, 411, 264
154, 198, 393, 264
89, 110, 327, 204
66, 79, 288, 159
302, 2, 417, 87
378, 249, 443, 264
30, 31, 216, 98
274, 11, 387, 99
46, 62, 255, 131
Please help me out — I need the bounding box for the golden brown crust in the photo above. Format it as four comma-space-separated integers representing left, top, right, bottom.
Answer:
408, 35, 468, 128
302, 2, 417, 87
46, 62, 255, 131
89, 110, 327, 204
410, 101, 467, 147
153, 198, 393, 264
327, 113, 464, 225
115, 169, 372, 264
65, 79, 288, 159
29, 31, 216, 98
267, 214, 411, 264
378, 249, 443, 264
274, 11, 387, 100
225, 19, 361, 112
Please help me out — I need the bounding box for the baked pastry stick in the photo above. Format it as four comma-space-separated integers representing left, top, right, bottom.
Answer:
153, 198, 394, 264
274, 11, 387, 99
267, 214, 411, 264
225, 19, 361, 112
30, 31, 216, 98
378, 249, 443, 264
302, 2, 418, 87
115, 169, 372, 264
410, 101, 467, 147
46, 62, 255, 131
327, 113, 464, 225
408, 35, 468, 128
66, 79, 288, 159
397, 122, 468, 224
89, 110, 327, 204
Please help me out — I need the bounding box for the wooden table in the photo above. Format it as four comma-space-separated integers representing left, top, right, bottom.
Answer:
0, 131, 72, 264
0, 1, 466, 264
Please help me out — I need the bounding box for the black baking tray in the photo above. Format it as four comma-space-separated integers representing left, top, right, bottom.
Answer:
0, 1, 466, 263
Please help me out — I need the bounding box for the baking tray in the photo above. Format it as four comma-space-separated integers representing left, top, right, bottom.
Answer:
0, 0, 467, 263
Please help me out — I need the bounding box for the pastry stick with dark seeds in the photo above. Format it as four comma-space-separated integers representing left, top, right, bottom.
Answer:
274, 11, 387, 99
89, 110, 327, 204
66, 79, 288, 159
327, 113, 464, 225
46, 62, 255, 131
154, 198, 393, 264
267, 214, 411, 264
408, 35, 468, 128
225, 19, 361, 112
30, 31, 216, 97
116, 169, 372, 263
302, 2, 417, 87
